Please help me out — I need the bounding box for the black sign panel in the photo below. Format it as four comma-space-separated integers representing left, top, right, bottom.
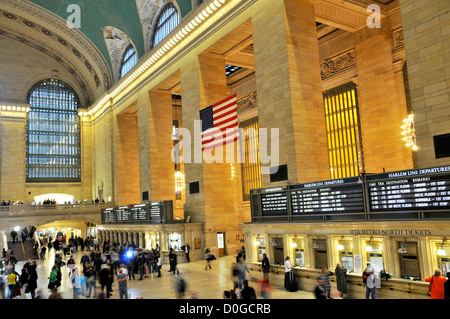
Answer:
290, 178, 364, 214
260, 190, 287, 216
102, 209, 115, 223
131, 205, 147, 221
150, 203, 162, 221
367, 168, 450, 211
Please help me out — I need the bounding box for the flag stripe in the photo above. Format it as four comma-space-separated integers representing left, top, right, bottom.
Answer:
200, 94, 238, 151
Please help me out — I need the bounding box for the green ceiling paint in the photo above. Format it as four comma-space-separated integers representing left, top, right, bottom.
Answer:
29, 0, 193, 72
30, 0, 145, 71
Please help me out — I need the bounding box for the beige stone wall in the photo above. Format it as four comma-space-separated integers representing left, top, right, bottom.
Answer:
116, 114, 140, 206
137, 90, 176, 207
93, 109, 115, 202
253, 0, 330, 186
0, 113, 26, 202
355, 17, 414, 173
399, 0, 450, 167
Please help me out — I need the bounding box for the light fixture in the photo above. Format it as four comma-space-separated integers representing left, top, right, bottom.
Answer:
270, 239, 277, 247
290, 236, 298, 248
336, 236, 344, 250
175, 171, 185, 192
398, 239, 408, 254
312, 240, 319, 249
401, 113, 418, 151
254, 234, 261, 246
437, 238, 447, 256
365, 236, 373, 252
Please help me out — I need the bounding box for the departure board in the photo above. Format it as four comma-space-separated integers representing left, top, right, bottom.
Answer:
290, 177, 364, 214
102, 209, 115, 223
115, 208, 127, 222
150, 203, 162, 221
131, 205, 147, 221
367, 166, 450, 211
260, 188, 288, 216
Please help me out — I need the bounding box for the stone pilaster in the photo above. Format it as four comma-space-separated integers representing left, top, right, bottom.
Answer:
252, 0, 329, 185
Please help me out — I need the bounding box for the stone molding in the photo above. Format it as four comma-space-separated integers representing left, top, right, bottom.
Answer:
320, 49, 357, 81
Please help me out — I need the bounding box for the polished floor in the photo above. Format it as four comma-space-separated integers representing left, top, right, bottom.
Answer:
12, 249, 314, 299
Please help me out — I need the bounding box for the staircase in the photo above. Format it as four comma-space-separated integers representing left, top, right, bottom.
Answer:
7, 238, 38, 262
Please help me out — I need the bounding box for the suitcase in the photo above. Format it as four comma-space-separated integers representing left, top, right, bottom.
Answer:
287, 271, 298, 292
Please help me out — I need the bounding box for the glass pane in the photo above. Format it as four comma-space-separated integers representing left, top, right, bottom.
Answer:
26, 79, 81, 182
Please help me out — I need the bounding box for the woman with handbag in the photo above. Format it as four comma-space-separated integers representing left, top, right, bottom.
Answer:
48, 265, 58, 291
425, 269, 447, 299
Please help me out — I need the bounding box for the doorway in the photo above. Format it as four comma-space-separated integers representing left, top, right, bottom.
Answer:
217, 232, 226, 256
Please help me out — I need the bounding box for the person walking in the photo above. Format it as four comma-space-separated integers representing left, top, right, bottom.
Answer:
86, 265, 97, 298
236, 256, 251, 291
425, 269, 447, 299
47, 266, 59, 292
314, 277, 327, 299
261, 253, 270, 281
137, 253, 145, 280
335, 263, 348, 297
319, 267, 334, 298
116, 268, 128, 299
99, 264, 112, 298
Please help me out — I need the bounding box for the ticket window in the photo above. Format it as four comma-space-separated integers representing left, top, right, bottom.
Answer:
253, 236, 266, 262
314, 239, 328, 270
337, 239, 354, 272
436, 241, 450, 275
398, 241, 421, 279
288, 236, 305, 268
168, 233, 182, 250
365, 239, 384, 272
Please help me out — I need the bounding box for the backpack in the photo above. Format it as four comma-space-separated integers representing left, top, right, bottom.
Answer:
362, 270, 370, 284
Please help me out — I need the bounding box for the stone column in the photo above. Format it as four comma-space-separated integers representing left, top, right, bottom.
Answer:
137, 90, 176, 205
252, 0, 329, 185
399, 0, 449, 167
181, 54, 243, 257
354, 19, 413, 173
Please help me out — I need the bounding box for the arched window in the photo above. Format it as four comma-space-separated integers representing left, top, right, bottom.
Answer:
119, 45, 137, 79
26, 79, 81, 182
152, 3, 179, 48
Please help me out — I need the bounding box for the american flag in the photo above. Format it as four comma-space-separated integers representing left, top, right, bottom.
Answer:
200, 94, 239, 151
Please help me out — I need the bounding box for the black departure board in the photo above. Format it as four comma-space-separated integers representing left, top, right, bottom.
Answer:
290, 177, 364, 214
260, 188, 287, 216
367, 166, 450, 211
102, 209, 115, 223
150, 203, 162, 221
131, 205, 147, 220
119, 207, 131, 221
101, 201, 173, 224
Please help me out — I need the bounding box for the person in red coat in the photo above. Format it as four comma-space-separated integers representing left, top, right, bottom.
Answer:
425, 269, 447, 299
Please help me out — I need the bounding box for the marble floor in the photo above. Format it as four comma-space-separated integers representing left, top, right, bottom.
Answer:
11, 249, 315, 300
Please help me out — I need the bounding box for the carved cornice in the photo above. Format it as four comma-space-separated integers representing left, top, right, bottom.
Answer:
320, 49, 356, 81
237, 91, 257, 114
